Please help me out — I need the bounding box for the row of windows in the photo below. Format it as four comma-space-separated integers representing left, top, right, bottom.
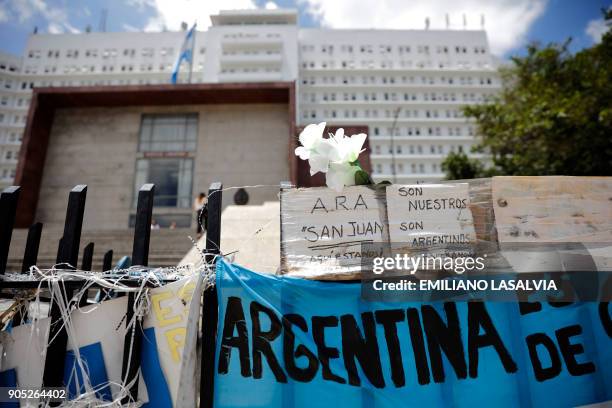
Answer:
2, 149, 18, 161
374, 162, 442, 175
0, 62, 19, 73
301, 59, 491, 70
301, 74, 496, 86
0, 130, 22, 144
223, 33, 281, 39
303, 90, 494, 103
14, 77, 187, 88
222, 49, 281, 56
0, 95, 30, 107
28, 47, 183, 60
302, 44, 488, 55
0, 113, 27, 125
372, 143, 469, 155
302, 107, 474, 121
220, 67, 281, 74
0, 168, 16, 180
25, 59, 212, 76
371, 126, 474, 137
0, 79, 35, 90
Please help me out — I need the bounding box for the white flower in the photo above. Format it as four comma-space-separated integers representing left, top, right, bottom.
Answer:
294, 124, 369, 191
295, 122, 326, 160
331, 129, 367, 163
326, 162, 359, 192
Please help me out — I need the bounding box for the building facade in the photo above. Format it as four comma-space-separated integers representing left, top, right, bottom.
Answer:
3, 8, 500, 189
0, 52, 26, 187
15, 83, 295, 229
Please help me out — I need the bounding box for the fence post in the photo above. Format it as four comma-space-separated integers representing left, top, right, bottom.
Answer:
200, 181, 222, 408
102, 250, 113, 271
78, 242, 95, 307
121, 183, 154, 404
14, 222, 43, 326
81, 242, 94, 271
21, 222, 42, 273
43, 185, 87, 398
0, 186, 20, 275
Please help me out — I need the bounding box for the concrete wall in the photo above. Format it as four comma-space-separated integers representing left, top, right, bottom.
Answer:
36, 103, 290, 230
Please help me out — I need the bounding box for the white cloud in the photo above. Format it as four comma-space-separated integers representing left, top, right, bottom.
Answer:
265, 1, 279, 10
299, 0, 548, 56
60, 21, 81, 34
47, 22, 63, 34
142, 0, 257, 31
585, 18, 608, 43
0, 8, 8, 23
123, 23, 141, 32
4, 0, 79, 33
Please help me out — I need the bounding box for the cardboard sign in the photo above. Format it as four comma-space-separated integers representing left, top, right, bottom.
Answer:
386, 183, 476, 257
0, 317, 50, 406
280, 186, 388, 279
141, 274, 202, 407
214, 259, 612, 408
493, 176, 612, 273
493, 176, 612, 243
65, 296, 129, 401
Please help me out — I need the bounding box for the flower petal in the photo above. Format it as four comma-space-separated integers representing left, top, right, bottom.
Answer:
317, 138, 342, 162
326, 162, 358, 192
332, 127, 344, 143
308, 152, 330, 175
298, 122, 326, 150
294, 146, 310, 160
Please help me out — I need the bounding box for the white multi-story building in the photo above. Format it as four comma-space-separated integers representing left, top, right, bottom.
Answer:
0, 52, 26, 187
0, 8, 500, 188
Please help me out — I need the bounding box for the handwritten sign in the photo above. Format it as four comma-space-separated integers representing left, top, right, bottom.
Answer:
386, 183, 476, 258
280, 186, 388, 279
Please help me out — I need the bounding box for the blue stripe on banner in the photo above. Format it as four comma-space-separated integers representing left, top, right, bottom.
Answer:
0, 369, 18, 408
141, 327, 173, 408
63, 342, 112, 401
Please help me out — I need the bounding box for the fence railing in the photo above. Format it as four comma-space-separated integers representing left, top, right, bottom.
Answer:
0, 181, 223, 408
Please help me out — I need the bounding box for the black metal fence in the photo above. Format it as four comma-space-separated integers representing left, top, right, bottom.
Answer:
0, 181, 223, 408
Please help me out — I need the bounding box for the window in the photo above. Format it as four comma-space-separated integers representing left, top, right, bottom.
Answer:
138, 114, 197, 152
134, 114, 197, 208
134, 158, 193, 208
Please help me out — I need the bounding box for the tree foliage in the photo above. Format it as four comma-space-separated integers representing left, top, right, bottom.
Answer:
444, 9, 612, 179
441, 152, 489, 180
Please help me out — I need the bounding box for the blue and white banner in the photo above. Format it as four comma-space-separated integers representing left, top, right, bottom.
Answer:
171, 23, 196, 84
214, 259, 612, 407
0, 273, 202, 407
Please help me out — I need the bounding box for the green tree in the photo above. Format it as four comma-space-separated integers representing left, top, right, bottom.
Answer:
441, 152, 487, 180
444, 9, 611, 178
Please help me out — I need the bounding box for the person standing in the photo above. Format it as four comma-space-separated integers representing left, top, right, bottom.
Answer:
193, 192, 208, 238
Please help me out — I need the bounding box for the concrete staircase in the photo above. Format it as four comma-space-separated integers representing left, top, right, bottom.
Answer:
6, 201, 281, 274
6, 227, 199, 272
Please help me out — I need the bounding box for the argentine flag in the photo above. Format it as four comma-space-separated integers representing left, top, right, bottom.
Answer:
171, 23, 197, 84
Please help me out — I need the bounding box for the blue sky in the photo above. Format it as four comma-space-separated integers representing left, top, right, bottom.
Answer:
0, 0, 608, 58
